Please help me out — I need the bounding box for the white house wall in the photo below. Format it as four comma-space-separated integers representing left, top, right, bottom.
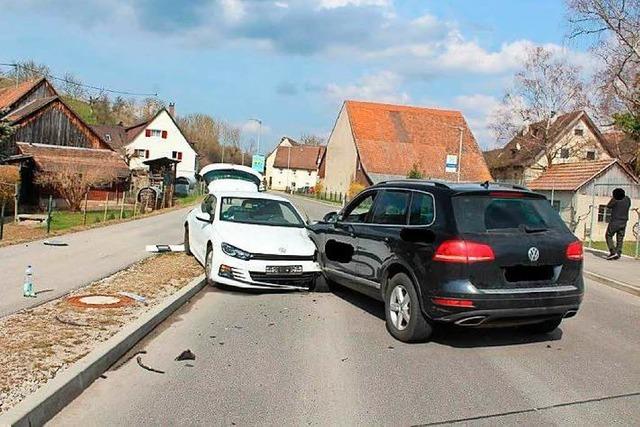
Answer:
269, 168, 319, 191
126, 111, 197, 179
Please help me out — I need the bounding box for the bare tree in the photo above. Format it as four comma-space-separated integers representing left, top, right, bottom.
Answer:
490, 46, 591, 168
567, 0, 640, 134
137, 97, 166, 121
61, 72, 86, 99
5, 60, 51, 82
36, 167, 118, 211
300, 134, 325, 146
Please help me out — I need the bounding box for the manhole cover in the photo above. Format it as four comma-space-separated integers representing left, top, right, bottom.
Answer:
67, 294, 134, 308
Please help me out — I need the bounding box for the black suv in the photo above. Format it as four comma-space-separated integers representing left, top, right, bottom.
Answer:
308, 180, 584, 342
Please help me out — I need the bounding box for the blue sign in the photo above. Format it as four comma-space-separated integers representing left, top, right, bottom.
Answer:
445, 154, 458, 173
252, 155, 266, 173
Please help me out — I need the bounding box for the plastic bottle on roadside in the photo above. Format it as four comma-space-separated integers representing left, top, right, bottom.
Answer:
23, 266, 35, 298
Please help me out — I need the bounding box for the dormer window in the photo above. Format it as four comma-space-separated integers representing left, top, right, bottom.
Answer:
105, 134, 112, 142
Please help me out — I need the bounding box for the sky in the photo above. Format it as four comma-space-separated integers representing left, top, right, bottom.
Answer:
0, 0, 594, 153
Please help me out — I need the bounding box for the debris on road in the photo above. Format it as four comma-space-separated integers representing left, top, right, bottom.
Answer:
55, 314, 90, 328
341, 357, 349, 362
145, 244, 185, 253
118, 291, 148, 305
175, 349, 196, 361
136, 355, 165, 374
43, 239, 68, 247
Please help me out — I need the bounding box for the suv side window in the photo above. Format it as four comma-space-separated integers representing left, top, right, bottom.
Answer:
201, 195, 216, 219
409, 192, 435, 225
343, 192, 377, 223
371, 190, 410, 225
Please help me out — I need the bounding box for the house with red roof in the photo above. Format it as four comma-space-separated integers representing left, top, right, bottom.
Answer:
264, 136, 325, 191
527, 159, 638, 240
321, 100, 491, 195
484, 111, 615, 185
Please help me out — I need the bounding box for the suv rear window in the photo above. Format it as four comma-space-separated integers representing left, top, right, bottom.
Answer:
452, 194, 568, 233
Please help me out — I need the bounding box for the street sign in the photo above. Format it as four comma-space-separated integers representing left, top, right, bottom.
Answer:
445, 154, 458, 173
252, 155, 265, 174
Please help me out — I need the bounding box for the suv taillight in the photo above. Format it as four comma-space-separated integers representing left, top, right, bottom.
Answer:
566, 240, 583, 261
433, 240, 495, 263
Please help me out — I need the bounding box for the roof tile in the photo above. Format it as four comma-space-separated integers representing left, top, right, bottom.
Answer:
528, 159, 619, 191
273, 145, 325, 170
345, 100, 492, 181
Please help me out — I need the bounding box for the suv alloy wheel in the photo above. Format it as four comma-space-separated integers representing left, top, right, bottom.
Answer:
385, 273, 432, 342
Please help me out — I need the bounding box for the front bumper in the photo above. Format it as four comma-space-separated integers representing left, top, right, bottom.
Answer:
210, 254, 321, 291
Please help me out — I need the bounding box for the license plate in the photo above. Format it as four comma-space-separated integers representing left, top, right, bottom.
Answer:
266, 265, 303, 275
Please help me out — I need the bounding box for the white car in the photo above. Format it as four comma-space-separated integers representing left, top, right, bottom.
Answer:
184, 164, 323, 291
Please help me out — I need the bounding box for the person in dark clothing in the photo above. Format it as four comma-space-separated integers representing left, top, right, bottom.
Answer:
605, 188, 631, 260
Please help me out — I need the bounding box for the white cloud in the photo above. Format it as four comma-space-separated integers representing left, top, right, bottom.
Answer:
452, 94, 502, 149
220, 0, 246, 23
241, 119, 271, 135
318, 0, 390, 9
325, 70, 410, 104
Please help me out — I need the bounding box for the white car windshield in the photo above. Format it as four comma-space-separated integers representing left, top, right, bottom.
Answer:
220, 197, 305, 228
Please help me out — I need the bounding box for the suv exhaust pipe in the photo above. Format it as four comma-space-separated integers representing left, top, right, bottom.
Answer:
454, 316, 487, 326
563, 310, 578, 319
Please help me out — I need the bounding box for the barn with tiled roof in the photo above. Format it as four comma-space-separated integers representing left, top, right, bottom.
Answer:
322, 100, 491, 195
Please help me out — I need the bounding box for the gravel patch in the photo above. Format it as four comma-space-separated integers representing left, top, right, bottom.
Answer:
0, 253, 202, 413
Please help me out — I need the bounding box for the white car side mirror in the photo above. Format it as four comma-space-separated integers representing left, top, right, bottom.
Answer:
196, 212, 213, 223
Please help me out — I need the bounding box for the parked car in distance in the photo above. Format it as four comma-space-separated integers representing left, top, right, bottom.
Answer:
307, 180, 584, 343
184, 190, 322, 291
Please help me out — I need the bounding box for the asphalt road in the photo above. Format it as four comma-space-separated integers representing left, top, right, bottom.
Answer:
49, 276, 640, 426
0, 207, 190, 317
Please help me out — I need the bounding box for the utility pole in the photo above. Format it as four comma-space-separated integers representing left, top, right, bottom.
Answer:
457, 127, 463, 183
249, 118, 262, 155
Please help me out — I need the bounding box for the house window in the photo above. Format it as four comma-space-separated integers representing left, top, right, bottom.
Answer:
598, 205, 612, 222
574, 128, 584, 136
586, 150, 596, 160
172, 151, 183, 160
559, 148, 570, 159
145, 129, 163, 137
550, 200, 561, 212
105, 134, 112, 142
134, 149, 146, 158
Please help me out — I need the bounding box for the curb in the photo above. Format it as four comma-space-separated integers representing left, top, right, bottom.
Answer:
584, 270, 640, 297
584, 246, 637, 260
0, 274, 206, 427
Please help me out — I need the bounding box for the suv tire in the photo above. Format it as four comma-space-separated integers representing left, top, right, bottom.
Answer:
523, 317, 562, 334
384, 273, 432, 342
310, 273, 332, 293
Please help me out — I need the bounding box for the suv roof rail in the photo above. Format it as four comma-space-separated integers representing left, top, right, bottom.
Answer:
377, 179, 451, 189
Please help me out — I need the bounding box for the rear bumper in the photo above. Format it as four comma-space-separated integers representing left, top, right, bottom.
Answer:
435, 304, 580, 327
425, 279, 584, 327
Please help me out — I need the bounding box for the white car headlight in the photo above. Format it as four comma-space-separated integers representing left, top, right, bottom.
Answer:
221, 242, 252, 261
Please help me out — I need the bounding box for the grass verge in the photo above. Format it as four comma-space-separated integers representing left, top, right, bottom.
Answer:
589, 241, 639, 258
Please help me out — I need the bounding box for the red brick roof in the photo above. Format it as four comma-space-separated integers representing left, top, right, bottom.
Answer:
274, 145, 325, 171
528, 159, 627, 191
344, 100, 492, 181
16, 142, 130, 178
0, 78, 44, 111
91, 125, 129, 150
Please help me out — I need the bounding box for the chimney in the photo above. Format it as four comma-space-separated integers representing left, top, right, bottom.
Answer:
168, 102, 175, 118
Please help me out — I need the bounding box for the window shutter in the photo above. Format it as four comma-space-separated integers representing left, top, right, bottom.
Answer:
162, 130, 168, 139
145, 150, 150, 159
145, 129, 151, 137
178, 152, 183, 160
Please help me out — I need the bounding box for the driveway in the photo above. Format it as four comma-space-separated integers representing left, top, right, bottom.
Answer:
0, 207, 191, 317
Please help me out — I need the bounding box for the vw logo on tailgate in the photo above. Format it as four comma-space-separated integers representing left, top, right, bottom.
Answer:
528, 247, 540, 262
